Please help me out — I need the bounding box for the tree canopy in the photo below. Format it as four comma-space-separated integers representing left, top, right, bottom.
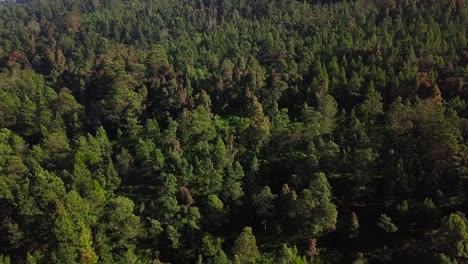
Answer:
0, 0, 467, 263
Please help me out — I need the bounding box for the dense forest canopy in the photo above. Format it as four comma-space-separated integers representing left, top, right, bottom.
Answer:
0, 0, 466, 263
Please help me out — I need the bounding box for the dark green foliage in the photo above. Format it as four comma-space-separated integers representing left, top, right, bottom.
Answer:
289, 172, 338, 238
0, 0, 466, 263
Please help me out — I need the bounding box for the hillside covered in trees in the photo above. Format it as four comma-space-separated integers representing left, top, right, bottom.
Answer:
0, 0, 467, 263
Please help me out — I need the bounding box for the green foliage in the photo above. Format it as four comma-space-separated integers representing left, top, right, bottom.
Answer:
436, 254, 458, 264
439, 213, 468, 258
290, 172, 338, 237
233, 227, 260, 264
278, 244, 307, 264
252, 186, 277, 230
377, 214, 398, 233
200, 235, 230, 264
0, 0, 466, 263
95, 197, 142, 262
0, 255, 10, 264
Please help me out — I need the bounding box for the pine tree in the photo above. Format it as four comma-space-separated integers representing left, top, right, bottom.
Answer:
233, 227, 260, 264
252, 186, 277, 230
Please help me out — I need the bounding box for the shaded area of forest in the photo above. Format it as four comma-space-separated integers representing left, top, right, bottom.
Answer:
0, 0, 467, 263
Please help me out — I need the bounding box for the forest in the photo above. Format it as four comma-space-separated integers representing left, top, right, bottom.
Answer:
0, 0, 466, 263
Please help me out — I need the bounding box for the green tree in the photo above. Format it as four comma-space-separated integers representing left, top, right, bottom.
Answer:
252, 186, 277, 230
102, 74, 147, 125
232, 227, 260, 264
278, 244, 306, 264
95, 197, 142, 263
289, 172, 337, 238
439, 213, 468, 258
377, 214, 398, 233
0, 255, 10, 264
200, 235, 231, 264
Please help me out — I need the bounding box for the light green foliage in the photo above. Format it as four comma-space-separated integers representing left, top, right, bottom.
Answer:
203, 194, 225, 229
439, 213, 468, 258
436, 254, 458, 264
102, 73, 147, 124
233, 227, 260, 264
179, 106, 217, 144
53, 191, 98, 263
0, 255, 10, 264
317, 94, 338, 134
248, 95, 270, 150
358, 82, 383, 121
200, 235, 231, 264
377, 214, 398, 233
146, 45, 169, 72
207, 194, 224, 211
26, 253, 36, 264
73, 151, 94, 196
278, 244, 306, 264
166, 225, 181, 249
